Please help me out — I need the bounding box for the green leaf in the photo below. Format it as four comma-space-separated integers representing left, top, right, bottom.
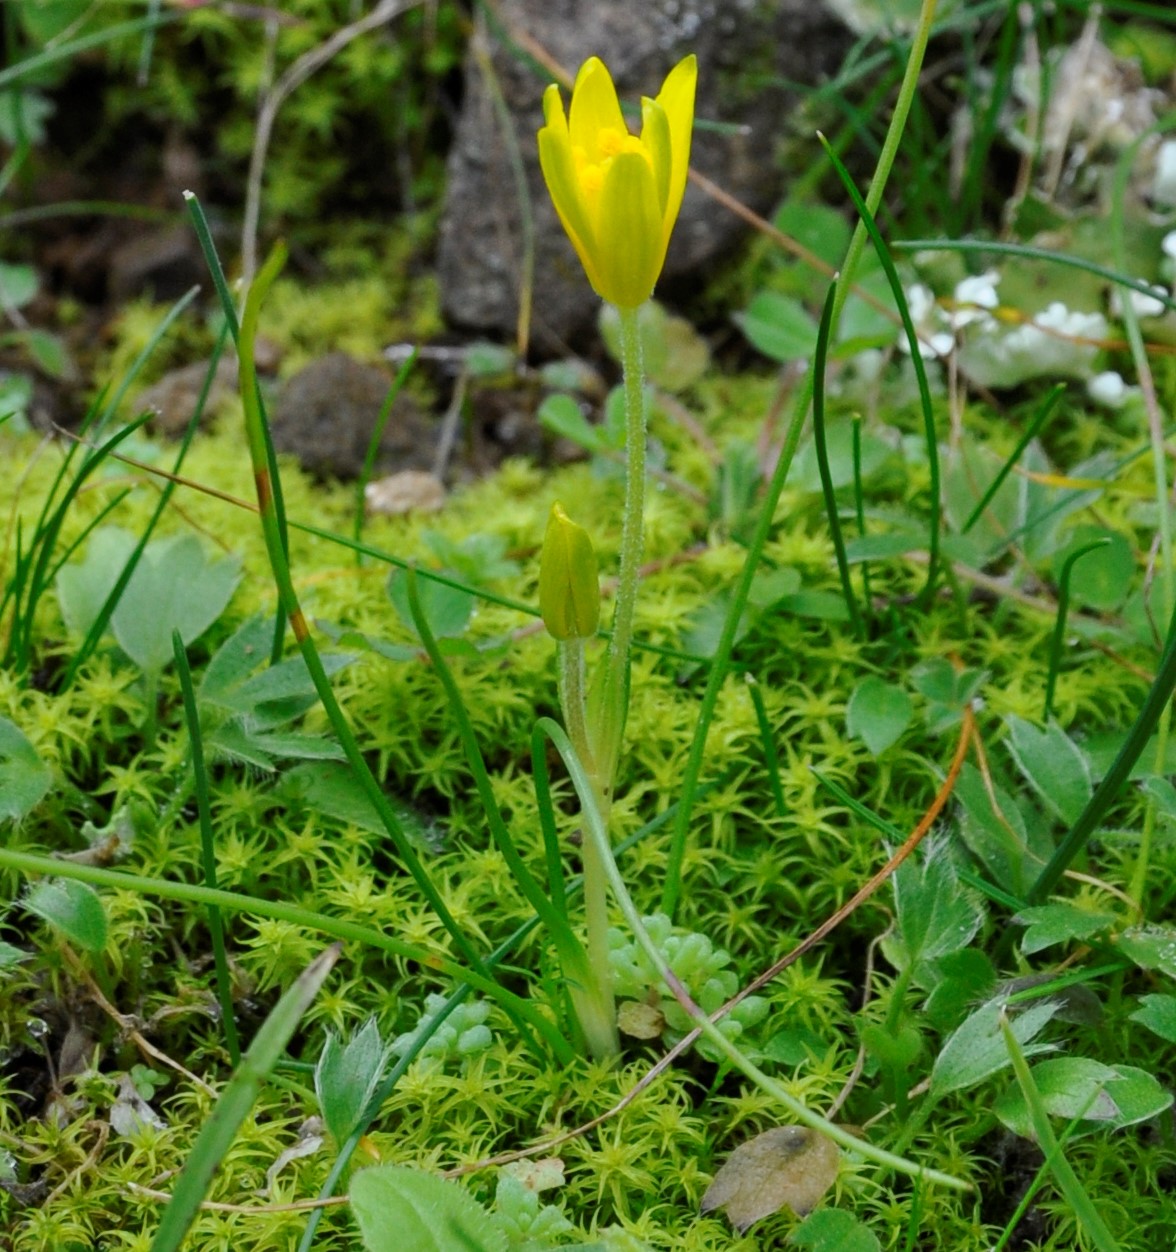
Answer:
735, 292, 819, 362
1130, 993, 1176, 1043
995, 1059, 1172, 1139
388, 568, 472, 640
0, 262, 38, 310
1004, 716, 1093, 826
922, 948, 996, 1032
1051, 526, 1134, 612
24, 878, 107, 954
790, 1208, 881, 1252
111, 533, 241, 674
930, 999, 1059, 1098
1014, 902, 1116, 956
23, 329, 70, 379
56, 527, 136, 637
0, 717, 52, 822
350, 1165, 508, 1252
884, 849, 983, 986
1114, 925, 1176, 979
537, 393, 603, 453
776, 590, 851, 622
315, 1018, 390, 1146
772, 201, 852, 271
953, 762, 1045, 897
846, 677, 913, 756
280, 761, 439, 850
149, 946, 340, 1252
57, 528, 241, 675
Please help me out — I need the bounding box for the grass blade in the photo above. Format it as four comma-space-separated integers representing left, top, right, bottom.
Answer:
811, 277, 865, 639
148, 945, 341, 1252
998, 1008, 1123, 1252
172, 629, 241, 1066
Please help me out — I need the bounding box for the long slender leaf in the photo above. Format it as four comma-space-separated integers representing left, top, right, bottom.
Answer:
148, 945, 341, 1252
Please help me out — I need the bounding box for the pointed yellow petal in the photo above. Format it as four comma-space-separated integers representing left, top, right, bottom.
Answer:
654, 54, 697, 249
569, 57, 626, 162
538, 116, 597, 266
542, 81, 567, 132
594, 149, 663, 308
640, 97, 672, 214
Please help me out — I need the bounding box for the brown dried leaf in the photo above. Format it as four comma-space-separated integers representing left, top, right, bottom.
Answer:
617, 1000, 665, 1040
701, 1125, 840, 1233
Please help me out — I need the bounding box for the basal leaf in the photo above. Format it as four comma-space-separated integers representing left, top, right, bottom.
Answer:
1005, 716, 1093, 826
24, 878, 107, 954
930, 999, 1059, 1099
0, 717, 52, 822
791, 1208, 881, 1252
1130, 993, 1176, 1043
846, 676, 913, 757
1014, 902, 1116, 956
350, 1164, 508, 1252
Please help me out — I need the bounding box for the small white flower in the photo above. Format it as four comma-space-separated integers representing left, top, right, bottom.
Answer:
1087, 370, 1139, 410
1161, 230, 1176, 261
1154, 140, 1176, 208
1110, 282, 1168, 320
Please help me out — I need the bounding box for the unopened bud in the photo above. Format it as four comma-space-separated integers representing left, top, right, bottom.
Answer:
539, 503, 600, 641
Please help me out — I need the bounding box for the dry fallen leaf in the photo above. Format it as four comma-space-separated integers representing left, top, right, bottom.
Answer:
617, 1000, 666, 1040
700, 1125, 840, 1233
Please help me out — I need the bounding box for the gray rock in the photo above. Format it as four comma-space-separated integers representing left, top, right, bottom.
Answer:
437, 0, 852, 348
270, 352, 435, 481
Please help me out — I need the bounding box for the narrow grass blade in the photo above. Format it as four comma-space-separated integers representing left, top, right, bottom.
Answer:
851, 415, 872, 606
962, 384, 1064, 534
998, 1009, 1123, 1252
184, 191, 290, 661
148, 945, 341, 1252
233, 247, 568, 1063
1043, 538, 1110, 720
403, 567, 586, 972
355, 349, 418, 562
6, 416, 152, 671
819, 135, 940, 604
892, 238, 1176, 316
172, 629, 241, 1066
1028, 602, 1176, 902
746, 674, 787, 820
530, 722, 569, 918
812, 278, 865, 639
0, 847, 546, 1018
0, 14, 179, 93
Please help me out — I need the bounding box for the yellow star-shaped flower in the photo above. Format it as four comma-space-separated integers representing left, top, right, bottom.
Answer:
538, 55, 697, 309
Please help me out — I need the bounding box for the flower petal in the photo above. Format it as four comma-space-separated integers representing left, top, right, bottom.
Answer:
538, 88, 597, 264
569, 57, 626, 162
594, 149, 663, 308
654, 54, 697, 248
640, 97, 672, 215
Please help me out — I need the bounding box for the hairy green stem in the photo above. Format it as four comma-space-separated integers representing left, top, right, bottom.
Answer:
593, 303, 646, 791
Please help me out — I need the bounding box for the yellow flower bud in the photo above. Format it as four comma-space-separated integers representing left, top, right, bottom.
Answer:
539, 503, 601, 641
538, 54, 697, 309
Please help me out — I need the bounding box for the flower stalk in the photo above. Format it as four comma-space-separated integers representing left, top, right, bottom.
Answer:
536, 55, 695, 1055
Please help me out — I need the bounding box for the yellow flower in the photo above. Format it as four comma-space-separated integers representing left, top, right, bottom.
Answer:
538, 54, 697, 310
